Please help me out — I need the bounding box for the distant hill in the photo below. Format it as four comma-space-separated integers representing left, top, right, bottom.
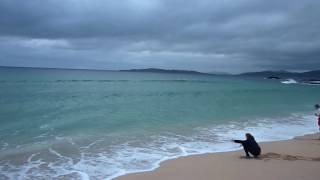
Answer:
119, 68, 209, 75
1, 66, 319, 78
239, 70, 320, 78
208, 71, 231, 75
302, 70, 320, 77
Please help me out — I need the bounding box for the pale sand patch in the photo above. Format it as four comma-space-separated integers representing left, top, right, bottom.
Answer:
116, 133, 320, 180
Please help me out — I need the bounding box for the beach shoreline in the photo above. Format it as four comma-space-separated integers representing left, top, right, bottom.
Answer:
115, 133, 320, 180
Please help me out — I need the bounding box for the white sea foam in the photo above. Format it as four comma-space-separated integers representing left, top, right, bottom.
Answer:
281, 78, 298, 84
0, 113, 317, 180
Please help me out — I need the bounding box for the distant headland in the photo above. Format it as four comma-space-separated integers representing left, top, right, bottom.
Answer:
239, 70, 320, 78
119, 68, 209, 75
0, 66, 319, 78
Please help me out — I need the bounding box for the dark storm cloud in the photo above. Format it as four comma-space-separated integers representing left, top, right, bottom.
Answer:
0, 0, 319, 73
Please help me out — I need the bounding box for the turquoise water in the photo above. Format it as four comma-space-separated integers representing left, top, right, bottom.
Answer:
0, 67, 319, 179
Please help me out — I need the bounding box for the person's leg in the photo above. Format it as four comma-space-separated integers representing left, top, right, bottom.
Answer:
251, 147, 261, 158
243, 144, 250, 157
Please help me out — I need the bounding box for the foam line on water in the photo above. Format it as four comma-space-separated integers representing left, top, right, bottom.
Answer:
107, 113, 317, 180
107, 113, 318, 179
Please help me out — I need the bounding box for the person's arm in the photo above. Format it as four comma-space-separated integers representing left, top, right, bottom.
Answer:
233, 140, 244, 143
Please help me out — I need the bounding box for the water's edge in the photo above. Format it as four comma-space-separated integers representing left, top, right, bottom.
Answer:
111, 125, 317, 180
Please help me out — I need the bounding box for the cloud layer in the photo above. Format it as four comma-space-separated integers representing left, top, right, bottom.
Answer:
0, 0, 319, 73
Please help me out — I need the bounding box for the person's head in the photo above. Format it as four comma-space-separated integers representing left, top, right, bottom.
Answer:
315, 104, 320, 109
245, 133, 254, 140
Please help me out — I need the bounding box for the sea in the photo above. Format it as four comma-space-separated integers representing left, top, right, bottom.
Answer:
0, 67, 319, 180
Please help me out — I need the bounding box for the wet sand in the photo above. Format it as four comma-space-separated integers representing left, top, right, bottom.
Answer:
116, 133, 320, 180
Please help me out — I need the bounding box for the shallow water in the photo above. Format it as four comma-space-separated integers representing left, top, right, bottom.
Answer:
0, 67, 319, 179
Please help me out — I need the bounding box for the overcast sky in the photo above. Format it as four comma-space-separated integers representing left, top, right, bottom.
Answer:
0, 0, 319, 73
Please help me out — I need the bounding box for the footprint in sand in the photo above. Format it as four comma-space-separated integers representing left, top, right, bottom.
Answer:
258, 152, 320, 162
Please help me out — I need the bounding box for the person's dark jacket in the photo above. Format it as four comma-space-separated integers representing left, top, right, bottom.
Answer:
234, 136, 261, 156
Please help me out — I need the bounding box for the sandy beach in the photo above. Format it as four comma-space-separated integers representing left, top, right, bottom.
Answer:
116, 133, 320, 180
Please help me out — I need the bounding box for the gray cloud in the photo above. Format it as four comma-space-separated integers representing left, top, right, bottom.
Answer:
0, 0, 319, 73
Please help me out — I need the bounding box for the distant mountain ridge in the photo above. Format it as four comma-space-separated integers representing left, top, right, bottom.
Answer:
119, 68, 209, 75
1, 66, 319, 78
240, 70, 320, 78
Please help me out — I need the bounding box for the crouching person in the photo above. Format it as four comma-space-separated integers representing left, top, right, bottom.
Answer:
233, 133, 261, 158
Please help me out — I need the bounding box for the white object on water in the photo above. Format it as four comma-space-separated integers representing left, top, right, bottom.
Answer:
281, 79, 298, 84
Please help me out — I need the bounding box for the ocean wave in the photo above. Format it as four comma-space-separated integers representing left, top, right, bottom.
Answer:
0, 113, 317, 180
